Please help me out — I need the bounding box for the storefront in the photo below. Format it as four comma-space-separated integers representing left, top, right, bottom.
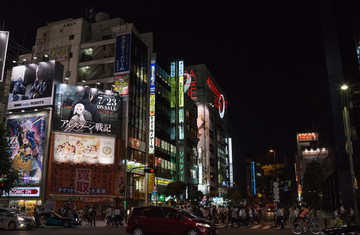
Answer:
1, 186, 42, 215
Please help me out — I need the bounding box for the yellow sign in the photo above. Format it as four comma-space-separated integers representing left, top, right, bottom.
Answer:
148, 173, 154, 194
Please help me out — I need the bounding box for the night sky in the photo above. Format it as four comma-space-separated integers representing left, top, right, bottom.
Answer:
2, 1, 335, 185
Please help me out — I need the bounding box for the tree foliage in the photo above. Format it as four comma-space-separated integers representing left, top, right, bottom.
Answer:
302, 161, 324, 209
0, 122, 19, 196
261, 163, 287, 180
165, 181, 186, 203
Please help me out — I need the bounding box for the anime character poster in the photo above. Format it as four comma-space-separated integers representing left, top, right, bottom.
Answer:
53, 84, 119, 135
6, 112, 48, 184
7, 61, 63, 110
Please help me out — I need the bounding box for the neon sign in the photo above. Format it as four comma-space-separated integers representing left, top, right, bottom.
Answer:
207, 77, 228, 119
251, 161, 256, 195
179, 61, 184, 107
184, 70, 197, 99
149, 62, 156, 154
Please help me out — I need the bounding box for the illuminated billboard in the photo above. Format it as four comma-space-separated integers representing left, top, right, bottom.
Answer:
297, 133, 318, 142
0, 31, 9, 82
114, 73, 129, 95
207, 77, 227, 119
149, 61, 156, 154
6, 112, 48, 184
48, 166, 115, 195
8, 61, 63, 110
179, 61, 184, 107
53, 132, 115, 164
53, 84, 119, 135
115, 33, 131, 74
184, 70, 197, 99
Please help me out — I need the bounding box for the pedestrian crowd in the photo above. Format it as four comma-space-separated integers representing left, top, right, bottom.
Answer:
178, 204, 265, 228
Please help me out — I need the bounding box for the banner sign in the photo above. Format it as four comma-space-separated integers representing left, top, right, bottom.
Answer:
178, 61, 184, 108
114, 73, 129, 95
6, 112, 48, 184
53, 84, 119, 135
0, 31, 9, 82
51, 47, 70, 61
2, 187, 40, 197
8, 61, 62, 110
48, 166, 114, 195
115, 33, 131, 74
53, 132, 115, 164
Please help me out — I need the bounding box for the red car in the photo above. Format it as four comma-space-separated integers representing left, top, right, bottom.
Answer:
126, 206, 217, 235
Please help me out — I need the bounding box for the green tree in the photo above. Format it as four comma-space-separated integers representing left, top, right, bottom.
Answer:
224, 189, 243, 206
302, 161, 324, 209
165, 181, 186, 204
189, 190, 204, 204
261, 163, 287, 203
0, 122, 19, 196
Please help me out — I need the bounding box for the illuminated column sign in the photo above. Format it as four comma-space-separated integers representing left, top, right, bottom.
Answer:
178, 61, 184, 140
229, 138, 234, 188
251, 161, 256, 195
149, 61, 156, 154
179, 151, 185, 181
178, 61, 184, 107
0, 31, 9, 82
170, 62, 176, 108
114, 33, 131, 95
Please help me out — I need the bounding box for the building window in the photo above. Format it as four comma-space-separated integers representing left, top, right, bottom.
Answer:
69, 34, 74, 40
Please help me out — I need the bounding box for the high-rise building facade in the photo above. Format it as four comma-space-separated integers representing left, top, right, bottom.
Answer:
184, 64, 232, 197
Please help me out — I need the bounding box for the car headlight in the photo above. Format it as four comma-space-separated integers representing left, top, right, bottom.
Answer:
196, 223, 211, 228
17, 216, 25, 221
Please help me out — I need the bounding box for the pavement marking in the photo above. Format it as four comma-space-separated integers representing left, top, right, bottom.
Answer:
262, 225, 271, 229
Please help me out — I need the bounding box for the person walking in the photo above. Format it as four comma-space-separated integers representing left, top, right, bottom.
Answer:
275, 207, 285, 229
105, 206, 112, 226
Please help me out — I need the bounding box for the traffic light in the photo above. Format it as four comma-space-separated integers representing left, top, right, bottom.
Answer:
144, 168, 157, 173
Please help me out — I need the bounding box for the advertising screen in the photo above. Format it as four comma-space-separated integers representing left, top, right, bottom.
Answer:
8, 61, 62, 110
0, 31, 9, 82
53, 132, 115, 165
53, 84, 120, 135
6, 112, 48, 184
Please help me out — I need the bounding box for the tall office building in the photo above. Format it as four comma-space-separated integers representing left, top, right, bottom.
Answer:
184, 64, 232, 198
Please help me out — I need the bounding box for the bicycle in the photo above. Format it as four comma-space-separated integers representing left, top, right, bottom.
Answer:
292, 218, 322, 234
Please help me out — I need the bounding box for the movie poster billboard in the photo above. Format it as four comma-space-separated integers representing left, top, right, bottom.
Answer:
53, 132, 115, 165
0, 31, 9, 82
53, 84, 120, 135
6, 112, 48, 184
8, 60, 63, 110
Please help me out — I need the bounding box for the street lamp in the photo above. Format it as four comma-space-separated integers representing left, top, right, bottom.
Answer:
269, 149, 276, 163
341, 84, 359, 223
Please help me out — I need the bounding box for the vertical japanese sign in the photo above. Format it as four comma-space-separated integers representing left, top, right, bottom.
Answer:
0, 31, 9, 82
114, 33, 131, 95
178, 61, 184, 107
179, 108, 184, 140
115, 33, 131, 74
149, 61, 156, 155
170, 62, 176, 108
179, 151, 185, 182
75, 168, 91, 194
148, 60, 156, 194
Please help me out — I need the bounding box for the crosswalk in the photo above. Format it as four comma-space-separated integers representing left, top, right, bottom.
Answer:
215, 223, 273, 230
